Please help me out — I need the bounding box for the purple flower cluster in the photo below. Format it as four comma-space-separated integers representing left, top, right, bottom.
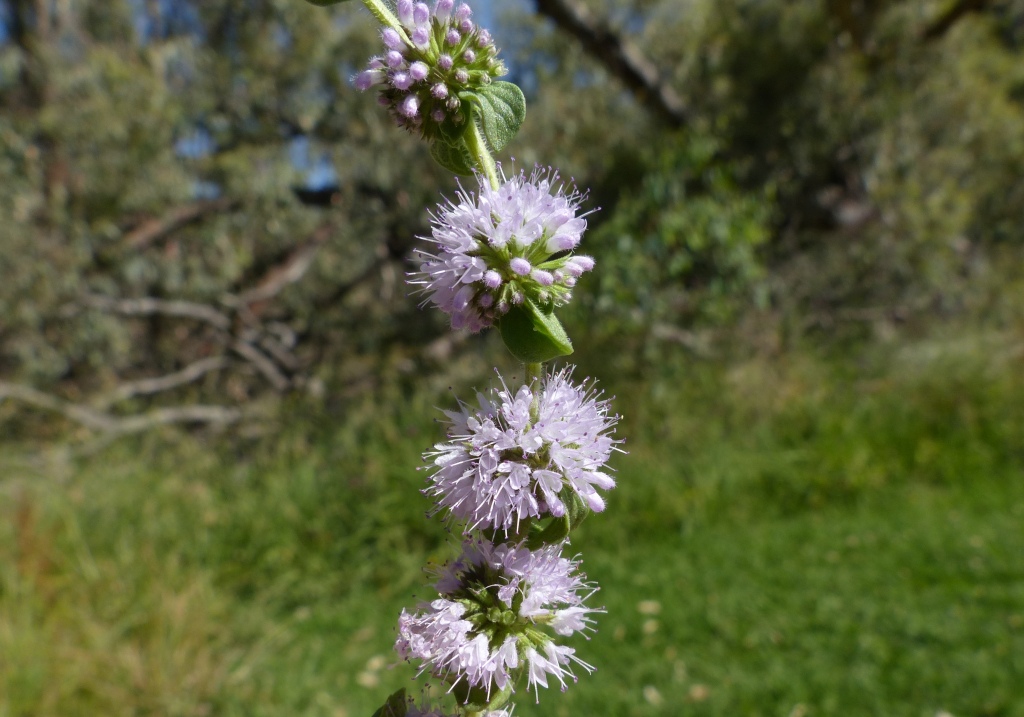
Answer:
396, 539, 598, 701
354, 0, 506, 138
426, 368, 619, 533
345, 6, 621, 710
411, 168, 596, 332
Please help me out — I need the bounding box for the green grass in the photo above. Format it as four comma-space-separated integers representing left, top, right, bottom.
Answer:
1, 334, 1023, 716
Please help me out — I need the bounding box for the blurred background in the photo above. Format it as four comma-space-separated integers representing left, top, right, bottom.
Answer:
1, 0, 1023, 714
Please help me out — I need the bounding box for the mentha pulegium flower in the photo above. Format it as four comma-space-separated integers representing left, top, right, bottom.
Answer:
395, 539, 598, 702
425, 368, 618, 534
354, 0, 506, 139
410, 168, 595, 332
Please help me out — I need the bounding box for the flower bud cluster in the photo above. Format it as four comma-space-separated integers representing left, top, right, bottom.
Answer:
411, 168, 596, 332
354, 0, 507, 139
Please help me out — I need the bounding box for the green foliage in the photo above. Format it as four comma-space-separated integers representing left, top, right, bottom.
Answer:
2, 335, 1023, 715
4, 0, 1024, 425
587, 132, 773, 335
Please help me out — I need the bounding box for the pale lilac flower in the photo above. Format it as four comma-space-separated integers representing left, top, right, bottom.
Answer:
352, 0, 507, 139
425, 368, 619, 533
410, 168, 596, 332
395, 539, 599, 701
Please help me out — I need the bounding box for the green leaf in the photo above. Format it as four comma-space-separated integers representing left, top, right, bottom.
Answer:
430, 139, 475, 176
527, 492, 590, 549
370, 689, 408, 717
527, 514, 571, 550
472, 81, 526, 152
498, 299, 573, 363
302, 0, 353, 5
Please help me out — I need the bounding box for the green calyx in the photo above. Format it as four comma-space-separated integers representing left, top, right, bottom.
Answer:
452, 563, 531, 651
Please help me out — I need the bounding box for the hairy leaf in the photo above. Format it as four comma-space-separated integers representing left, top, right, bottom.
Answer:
430, 139, 476, 176
472, 81, 527, 152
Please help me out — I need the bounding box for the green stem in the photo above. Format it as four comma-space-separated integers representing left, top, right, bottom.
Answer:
526, 361, 543, 423
465, 119, 500, 190
361, 0, 410, 43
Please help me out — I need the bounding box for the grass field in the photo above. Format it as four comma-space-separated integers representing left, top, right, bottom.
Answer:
1, 333, 1023, 716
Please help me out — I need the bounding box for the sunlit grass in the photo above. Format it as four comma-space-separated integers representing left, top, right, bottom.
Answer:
2, 334, 1023, 716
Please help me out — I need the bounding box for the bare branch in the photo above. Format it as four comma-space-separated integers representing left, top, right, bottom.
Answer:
80, 294, 297, 391
0, 381, 115, 431
235, 224, 332, 307
922, 0, 991, 41
231, 340, 291, 391
109, 405, 242, 435
123, 198, 239, 250
0, 381, 242, 435
534, 0, 687, 127
97, 357, 231, 408
81, 293, 232, 331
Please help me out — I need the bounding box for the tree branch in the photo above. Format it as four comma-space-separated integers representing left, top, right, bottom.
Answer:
80, 293, 232, 331
235, 223, 332, 307
123, 197, 239, 250
0, 381, 242, 435
922, 0, 992, 41
534, 0, 687, 128
96, 357, 231, 408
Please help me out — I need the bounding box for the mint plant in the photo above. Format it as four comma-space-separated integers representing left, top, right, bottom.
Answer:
304, 2, 621, 714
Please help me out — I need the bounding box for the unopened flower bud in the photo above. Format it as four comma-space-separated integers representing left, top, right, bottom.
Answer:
354, 69, 383, 90
533, 269, 555, 286
409, 61, 429, 81
546, 233, 578, 253
483, 270, 502, 288
400, 95, 420, 117
434, 0, 454, 22
510, 257, 532, 276
382, 27, 403, 50
412, 26, 430, 47
392, 72, 412, 90
398, 0, 414, 25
